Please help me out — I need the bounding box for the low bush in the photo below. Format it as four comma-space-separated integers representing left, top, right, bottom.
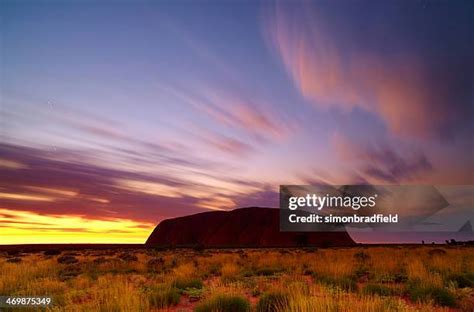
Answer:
147, 257, 165, 272
407, 282, 456, 307
241, 269, 255, 277
361, 283, 392, 296
44, 249, 61, 256
255, 266, 284, 276
314, 274, 357, 292
6, 250, 20, 256
58, 265, 82, 281
173, 277, 203, 290
428, 249, 447, 256
57, 255, 78, 264
207, 263, 221, 276
256, 291, 290, 312
182, 287, 203, 302
354, 251, 371, 261
446, 273, 474, 288
376, 270, 408, 283
430, 287, 457, 307
63, 252, 80, 256
93, 257, 109, 264
118, 253, 138, 262
147, 286, 180, 309
195, 294, 250, 312
354, 266, 370, 280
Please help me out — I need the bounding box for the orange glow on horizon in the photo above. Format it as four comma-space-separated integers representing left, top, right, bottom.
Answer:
0, 208, 155, 245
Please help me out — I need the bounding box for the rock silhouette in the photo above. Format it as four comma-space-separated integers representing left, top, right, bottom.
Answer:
146, 207, 355, 248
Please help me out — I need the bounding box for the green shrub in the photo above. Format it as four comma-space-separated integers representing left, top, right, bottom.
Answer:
195, 294, 250, 312
255, 267, 284, 276
173, 278, 203, 290
446, 273, 474, 288
58, 265, 82, 281
207, 263, 222, 276
241, 269, 255, 277
430, 287, 456, 307
407, 282, 456, 307
183, 287, 204, 300
354, 251, 371, 261
44, 249, 61, 256
428, 249, 447, 256
147, 257, 165, 272
361, 283, 392, 296
256, 291, 290, 312
375, 271, 408, 283
57, 255, 78, 264
354, 266, 370, 279
314, 274, 357, 292
148, 286, 180, 309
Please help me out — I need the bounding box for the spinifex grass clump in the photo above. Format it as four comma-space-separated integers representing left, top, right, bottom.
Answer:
146, 257, 165, 272
44, 249, 61, 256
195, 293, 250, 312
57, 255, 78, 264
173, 277, 203, 290
354, 251, 371, 262
361, 283, 392, 296
58, 264, 82, 281
354, 265, 371, 281
406, 280, 456, 307
146, 285, 180, 309
445, 272, 474, 288
256, 291, 290, 312
182, 287, 204, 301
255, 266, 285, 276
313, 273, 357, 292
220, 262, 241, 283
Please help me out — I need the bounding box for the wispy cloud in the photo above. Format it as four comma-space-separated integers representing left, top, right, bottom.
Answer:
0, 141, 271, 225
160, 83, 297, 143
331, 132, 433, 183
0, 143, 205, 221
263, 1, 473, 139
199, 131, 256, 156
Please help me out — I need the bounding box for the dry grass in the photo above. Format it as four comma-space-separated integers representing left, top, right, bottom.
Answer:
0, 247, 472, 311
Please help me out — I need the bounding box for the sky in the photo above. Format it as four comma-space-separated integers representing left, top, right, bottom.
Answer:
0, 0, 473, 244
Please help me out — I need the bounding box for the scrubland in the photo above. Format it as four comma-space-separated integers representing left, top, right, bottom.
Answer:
1, 247, 473, 311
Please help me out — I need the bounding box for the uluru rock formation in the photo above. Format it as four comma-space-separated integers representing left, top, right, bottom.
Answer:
146, 207, 355, 248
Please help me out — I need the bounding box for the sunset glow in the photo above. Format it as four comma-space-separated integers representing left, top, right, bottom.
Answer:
0, 208, 154, 244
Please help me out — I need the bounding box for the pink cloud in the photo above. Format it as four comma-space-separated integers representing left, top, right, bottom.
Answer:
264, 3, 459, 138
330, 132, 433, 183
199, 92, 297, 142
200, 131, 255, 156
161, 84, 297, 143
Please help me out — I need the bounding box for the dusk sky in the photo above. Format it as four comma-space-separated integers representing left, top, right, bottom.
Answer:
1, 0, 472, 244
